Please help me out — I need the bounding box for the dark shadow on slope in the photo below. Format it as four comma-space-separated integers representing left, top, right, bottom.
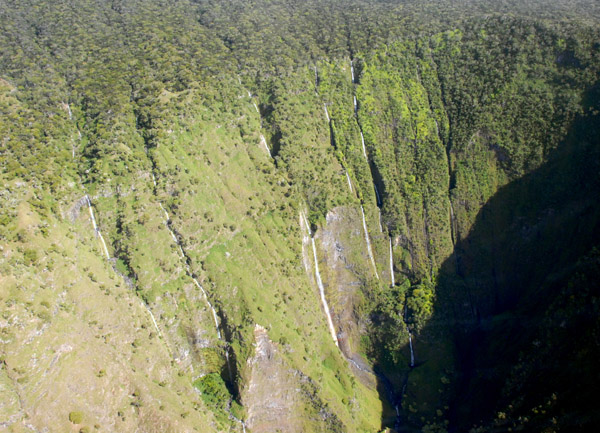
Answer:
427, 82, 600, 431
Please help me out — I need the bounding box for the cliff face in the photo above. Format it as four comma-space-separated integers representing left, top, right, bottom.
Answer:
1, 2, 599, 432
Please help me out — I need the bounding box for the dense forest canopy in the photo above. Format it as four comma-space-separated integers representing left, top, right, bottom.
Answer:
1, 1, 599, 432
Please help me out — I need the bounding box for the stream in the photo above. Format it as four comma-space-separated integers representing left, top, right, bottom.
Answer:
85, 195, 110, 260
360, 206, 379, 279
302, 211, 339, 347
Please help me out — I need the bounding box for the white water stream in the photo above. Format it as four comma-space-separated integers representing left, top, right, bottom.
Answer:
260, 134, 271, 157
353, 95, 357, 113
360, 131, 368, 159
323, 103, 330, 122
302, 212, 339, 347
374, 183, 381, 206
85, 195, 110, 259
408, 330, 415, 367
141, 300, 162, 337
156, 199, 224, 345
378, 209, 383, 233
345, 171, 353, 193
389, 237, 395, 287
360, 206, 379, 279
311, 238, 339, 346
350, 60, 355, 83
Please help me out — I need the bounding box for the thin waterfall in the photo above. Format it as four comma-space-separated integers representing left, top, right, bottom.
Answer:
260, 134, 272, 157
345, 171, 353, 193
360, 206, 379, 279
159, 203, 184, 259
350, 59, 355, 83
408, 330, 415, 367
302, 211, 339, 347
141, 300, 162, 337
323, 103, 330, 122
156, 195, 228, 372
374, 183, 382, 207
85, 195, 110, 259
65, 102, 73, 120
353, 95, 357, 113
389, 237, 395, 287
157, 200, 223, 341
252, 102, 260, 113
378, 209, 383, 233
191, 278, 222, 339
311, 238, 339, 346
360, 131, 368, 159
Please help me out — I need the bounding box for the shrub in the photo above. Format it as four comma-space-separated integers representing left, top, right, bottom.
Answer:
69, 411, 84, 424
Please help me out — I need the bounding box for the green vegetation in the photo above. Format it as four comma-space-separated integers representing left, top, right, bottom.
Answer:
69, 411, 84, 424
1, 0, 599, 432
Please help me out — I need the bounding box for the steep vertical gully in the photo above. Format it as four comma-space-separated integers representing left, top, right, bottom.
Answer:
68, 107, 170, 355
350, 58, 417, 428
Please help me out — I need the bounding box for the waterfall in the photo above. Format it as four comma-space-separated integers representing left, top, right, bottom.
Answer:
353, 95, 357, 113
350, 60, 355, 83
159, 203, 179, 245
65, 103, 73, 120
323, 103, 330, 122
151, 173, 157, 187
389, 237, 395, 287
345, 171, 353, 193
141, 300, 162, 337
374, 183, 382, 207
360, 206, 379, 279
378, 209, 383, 233
157, 199, 224, 343
360, 131, 367, 159
302, 211, 339, 347
259, 134, 272, 157
252, 102, 260, 113
85, 195, 110, 259
408, 330, 415, 367
311, 237, 339, 347
230, 414, 247, 433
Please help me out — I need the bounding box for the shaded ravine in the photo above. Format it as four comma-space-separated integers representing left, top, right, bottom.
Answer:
351, 58, 419, 429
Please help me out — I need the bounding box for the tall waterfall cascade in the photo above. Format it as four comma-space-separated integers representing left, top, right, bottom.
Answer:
85, 195, 110, 259
360, 206, 379, 279
301, 212, 339, 347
